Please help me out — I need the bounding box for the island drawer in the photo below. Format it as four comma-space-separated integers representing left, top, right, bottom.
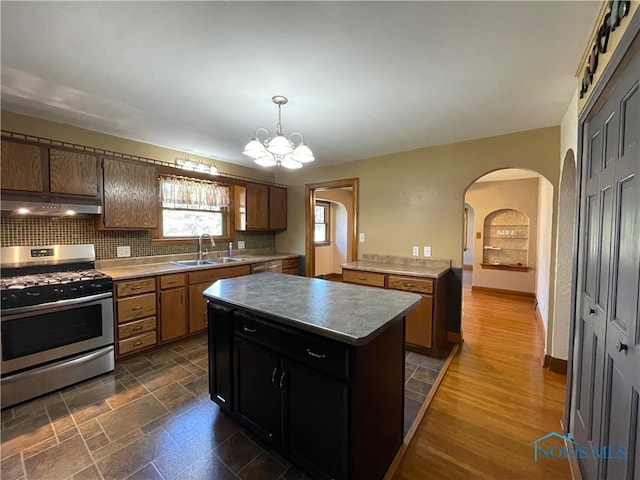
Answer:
387, 275, 434, 294
234, 311, 349, 380
342, 269, 386, 288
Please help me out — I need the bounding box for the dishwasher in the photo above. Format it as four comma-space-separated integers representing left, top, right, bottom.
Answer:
251, 260, 283, 274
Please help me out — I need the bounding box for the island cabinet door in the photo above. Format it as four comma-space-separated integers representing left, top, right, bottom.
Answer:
207, 302, 234, 412
234, 339, 282, 447
282, 359, 348, 480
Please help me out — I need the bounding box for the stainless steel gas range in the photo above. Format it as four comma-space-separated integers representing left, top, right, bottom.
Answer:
0, 244, 115, 408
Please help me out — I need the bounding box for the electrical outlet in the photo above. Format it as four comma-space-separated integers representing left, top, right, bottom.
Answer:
237, 240, 246, 249
412, 246, 419, 256
424, 246, 431, 257
359, 233, 365, 242
476, 232, 482, 239
116, 246, 131, 258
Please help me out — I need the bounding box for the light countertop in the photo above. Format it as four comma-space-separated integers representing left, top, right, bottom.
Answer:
204, 272, 421, 345
341, 258, 450, 279
97, 253, 299, 280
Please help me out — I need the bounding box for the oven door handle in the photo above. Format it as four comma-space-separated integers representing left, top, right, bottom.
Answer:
1, 346, 114, 385
1, 292, 113, 318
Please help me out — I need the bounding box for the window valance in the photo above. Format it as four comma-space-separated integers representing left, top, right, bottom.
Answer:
160, 175, 230, 210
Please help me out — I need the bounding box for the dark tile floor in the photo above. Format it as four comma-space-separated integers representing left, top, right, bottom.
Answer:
1, 335, 447, 480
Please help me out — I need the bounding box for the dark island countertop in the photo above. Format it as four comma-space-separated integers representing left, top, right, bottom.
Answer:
203, 272, 421, 345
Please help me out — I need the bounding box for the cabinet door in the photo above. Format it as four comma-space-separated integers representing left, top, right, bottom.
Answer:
269, 186, 287, 230
246, 183, 269, 230
1, 141, 44, 192
160, 287, 187, 342
49, 148, 99, 196
208, 302, 234, 411
283, 359, 348, 480
234, 339, 282, 446
405, 294, 433, 349
102, 158, 157, 229
189, 282, 210, 333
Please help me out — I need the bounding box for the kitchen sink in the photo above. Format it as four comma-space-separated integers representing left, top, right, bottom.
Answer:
215, 257, 244, 263
172, 260, 220, 267
172, 257, 244, 267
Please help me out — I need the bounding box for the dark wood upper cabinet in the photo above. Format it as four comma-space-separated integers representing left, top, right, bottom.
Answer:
235, 183, 287, 231
269, 186, 287, 230
49, 148, 99, 197
99, 157, 157, 229
1, 140, 45, 193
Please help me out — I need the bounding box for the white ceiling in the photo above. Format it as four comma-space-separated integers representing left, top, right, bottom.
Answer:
1, 2, 600, 169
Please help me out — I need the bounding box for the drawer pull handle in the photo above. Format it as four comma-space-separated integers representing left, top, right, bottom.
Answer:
243, 326, 257, 333
307, 348, 326, 359
132, 341, 143, 347
358, 277, 367, 281
404, 283, 416, 288
132, 306, 143, 311
132, 326, 144, 331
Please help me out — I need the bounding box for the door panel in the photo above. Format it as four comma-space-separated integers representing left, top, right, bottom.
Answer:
573, 40, 639, 480
234, 339, 281, 446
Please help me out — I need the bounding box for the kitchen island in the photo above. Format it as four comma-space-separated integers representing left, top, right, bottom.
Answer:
203, 273, 421, 480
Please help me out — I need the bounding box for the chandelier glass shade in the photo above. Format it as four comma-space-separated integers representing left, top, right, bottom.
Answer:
242, 96, 314, 169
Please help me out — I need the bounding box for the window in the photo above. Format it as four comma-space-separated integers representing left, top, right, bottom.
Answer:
314, 201, 330, 245
159, 176, 230, 238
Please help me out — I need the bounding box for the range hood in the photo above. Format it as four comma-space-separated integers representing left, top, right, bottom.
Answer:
1, 199, 102, 216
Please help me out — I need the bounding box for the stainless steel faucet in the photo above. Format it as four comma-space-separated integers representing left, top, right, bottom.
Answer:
198, 233, 215, 261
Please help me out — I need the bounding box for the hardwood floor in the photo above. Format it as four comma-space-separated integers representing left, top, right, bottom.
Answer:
393, 277, 571, 479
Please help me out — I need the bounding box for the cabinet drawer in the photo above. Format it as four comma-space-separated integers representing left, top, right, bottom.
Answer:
282, 267, 299, 276
282, 258, 299, 270
160, 273, 186, 289
116, 278, 156, 297
117, 293, 156, 323
387, 275, 433, 294
118, 316, 156, 338
118, 331, 156, 355
342, 269, 386, 288
235, 312, 349, 380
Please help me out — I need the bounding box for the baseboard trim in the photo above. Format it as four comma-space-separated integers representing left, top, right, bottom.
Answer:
534, 304, 546, 351
447, 331, 462, 344
462, 264, 473, 270
471, 286, 536, 298
565, 433, 583, 480
543, 354, 568, 375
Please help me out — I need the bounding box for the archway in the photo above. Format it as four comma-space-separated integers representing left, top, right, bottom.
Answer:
462, 168, 555, 358
550, 150, 577, 369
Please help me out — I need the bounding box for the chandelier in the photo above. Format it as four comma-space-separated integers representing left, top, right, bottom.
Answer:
242, 96, 314, 169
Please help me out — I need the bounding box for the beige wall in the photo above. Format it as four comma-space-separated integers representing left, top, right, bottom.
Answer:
314, 189, 353, 276
465, 177, 540, 294
1, 110, 275, 183
275, 126, 561, 270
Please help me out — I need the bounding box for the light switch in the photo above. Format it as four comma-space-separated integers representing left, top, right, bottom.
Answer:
476, 232, 482, 239
423, 246, 431, 257
359, 233, 365, 242
412, 246, 419, 256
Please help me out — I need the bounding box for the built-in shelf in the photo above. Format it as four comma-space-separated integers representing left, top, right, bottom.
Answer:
483, 209, 529, 267
480, 263, 530, 272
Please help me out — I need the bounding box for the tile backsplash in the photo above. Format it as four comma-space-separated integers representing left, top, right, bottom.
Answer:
0, 216, 275, 260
